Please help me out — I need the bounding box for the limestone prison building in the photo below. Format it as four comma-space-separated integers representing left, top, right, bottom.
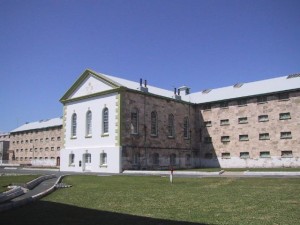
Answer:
59, 69, 300, 173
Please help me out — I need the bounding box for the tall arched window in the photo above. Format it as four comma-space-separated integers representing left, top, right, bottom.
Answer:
103, 107, 109, 134
71, 113, 77, 138
131, 108, 139, 134
168, 114, 174, 137
170, 153, 176, 166
86, 110, 92, 136
151, 111, 158, 136
183, 116, 189, 139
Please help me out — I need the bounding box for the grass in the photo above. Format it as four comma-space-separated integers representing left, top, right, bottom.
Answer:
0, 175, 39, 192
1, 175, 300, 225
182, 167, 300, 172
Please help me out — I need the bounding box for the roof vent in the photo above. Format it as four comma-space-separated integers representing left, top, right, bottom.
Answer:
178, 86, 190, 96
138, 78, 148, 93
202, 89, 212, 94
233, 83, 244, 88
287, 73, 300, 79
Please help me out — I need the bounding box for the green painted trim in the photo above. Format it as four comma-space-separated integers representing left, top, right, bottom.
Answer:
60, 69, 122, 102
61, 87, 124, 104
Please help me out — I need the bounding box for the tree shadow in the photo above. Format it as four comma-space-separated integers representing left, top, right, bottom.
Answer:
1, 200, 214, 225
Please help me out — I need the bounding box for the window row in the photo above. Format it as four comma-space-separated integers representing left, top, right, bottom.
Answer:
12, 137, 61, 145
15, 147, 61, 152
205, 150, 293, 159
204, 112, 291, 127
204, 132, 293, 143
131, 109, 190, 139
71, 108, 109, 138
68, 152, 107, 167
202, 92, 290, 110
13, 156, 57, 161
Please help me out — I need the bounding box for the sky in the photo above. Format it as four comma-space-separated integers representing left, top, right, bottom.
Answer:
1, 0, 300, 132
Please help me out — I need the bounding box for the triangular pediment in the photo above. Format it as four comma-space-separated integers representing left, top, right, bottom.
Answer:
60, 69, 121, 102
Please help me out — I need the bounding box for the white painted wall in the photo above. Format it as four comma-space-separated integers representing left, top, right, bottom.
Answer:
60, 92, 122, 173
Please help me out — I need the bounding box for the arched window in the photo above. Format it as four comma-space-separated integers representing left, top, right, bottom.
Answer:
153, 153, 159, 165
103, 107, 109, 134
170, 153, 176, 166
168, 114, 174, 137
183, 116, 189, 139
100, 152, 107, 166
71, 113, 77, 137
151, 111, 158, 136
131, 108, 139, 134
86, 110, 92, 136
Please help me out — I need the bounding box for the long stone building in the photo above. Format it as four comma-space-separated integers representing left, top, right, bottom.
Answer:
0, 132, 10, 163
60, 69, 300, 173
9, 118, 63, 167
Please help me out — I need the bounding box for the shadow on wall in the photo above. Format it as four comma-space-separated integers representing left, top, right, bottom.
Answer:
1, 201, 214, 225
198, 106, 221, 168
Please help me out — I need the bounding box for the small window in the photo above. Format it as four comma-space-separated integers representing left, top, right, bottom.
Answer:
238, 99, 247, 106
279, 112, 291, 120
57, 147, 60, 151
281, 151, 293, 158
204, 136, 212, 143
185, 154, 191, 166
69, 153, 75, 165
51, 147, 54, 151
221, 136, 230, 142
278, 93, 289, 101
204, 121, 212, 127
100, 152, 107, 166
257, 96, 267, 104
221, 152, 230, 159
57, 137, 61, 141
260, 151, 270, 158
133, 153, 140, 165
220, 101, 228, 108
51, 137, 55, 141
239, 135, 249, 141
240, 152, 250, 159
71, 113, 77, 138
238, 117, 248, 124
84, 153, 91, 163
220, 119, 229, 126
280, 132, 292, 139
258, 115, 269, 122
259, 133, 270, 140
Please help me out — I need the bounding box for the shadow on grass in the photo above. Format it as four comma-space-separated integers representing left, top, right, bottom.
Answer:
1, 200, 213, 225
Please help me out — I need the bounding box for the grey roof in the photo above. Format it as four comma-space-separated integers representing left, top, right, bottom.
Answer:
11, 117, 63, 133
103, 72, 300, 104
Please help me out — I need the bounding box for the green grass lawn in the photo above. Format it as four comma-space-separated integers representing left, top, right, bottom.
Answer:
178, 167, 300, 172
0, 175, 39, 192
1, 175, 300, 225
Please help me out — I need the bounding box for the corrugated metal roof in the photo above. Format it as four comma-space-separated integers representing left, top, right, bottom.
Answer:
11, 117, 62, 133
103, 72, 300, 104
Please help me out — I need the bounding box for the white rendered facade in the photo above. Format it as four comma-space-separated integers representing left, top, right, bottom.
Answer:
60, 72, 122, 173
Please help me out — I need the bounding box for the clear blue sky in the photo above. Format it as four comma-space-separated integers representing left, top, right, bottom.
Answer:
1, 0, 300, 132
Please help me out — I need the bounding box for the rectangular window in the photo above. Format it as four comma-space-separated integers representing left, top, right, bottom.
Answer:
221, 136, 230, 142
258, 115, 269, 122
239, 135, 249, 141
183, 117, 190, 139
131, 110, 138, 134
69, 153, 75, 166
259, 133, 270, 140
204, 121, 212, 127
240, 152, 250, 159
260, 151, 270, 158
257, 96, 267, 104
238, 99, 247, 106
279, 112, 291, 120
278, 92, 289, 101
281, 151, 293, 158
100, 152, 107, 166
280, 132, 292, 139
238, 117, 248, 124
220, 119, 229, 126
221, 152, 230, 159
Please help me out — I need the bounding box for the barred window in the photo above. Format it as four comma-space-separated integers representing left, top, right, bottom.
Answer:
259, 133, 270, 140
183, 117, 190, 139
103, 107, 109, 134
151, 111, 158, 136
71, 113, 77, 137
168, 114, 175, 137
86, 110, 92, 136
279, 112, 291, 120
280, 132, 292, 139
131, 109, 139, 134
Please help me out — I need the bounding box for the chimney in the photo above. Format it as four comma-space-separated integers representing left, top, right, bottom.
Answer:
174, 88, 177, 95
140, 78, 143, 87
138, 78, 148, 93
144, 80, 147, 87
